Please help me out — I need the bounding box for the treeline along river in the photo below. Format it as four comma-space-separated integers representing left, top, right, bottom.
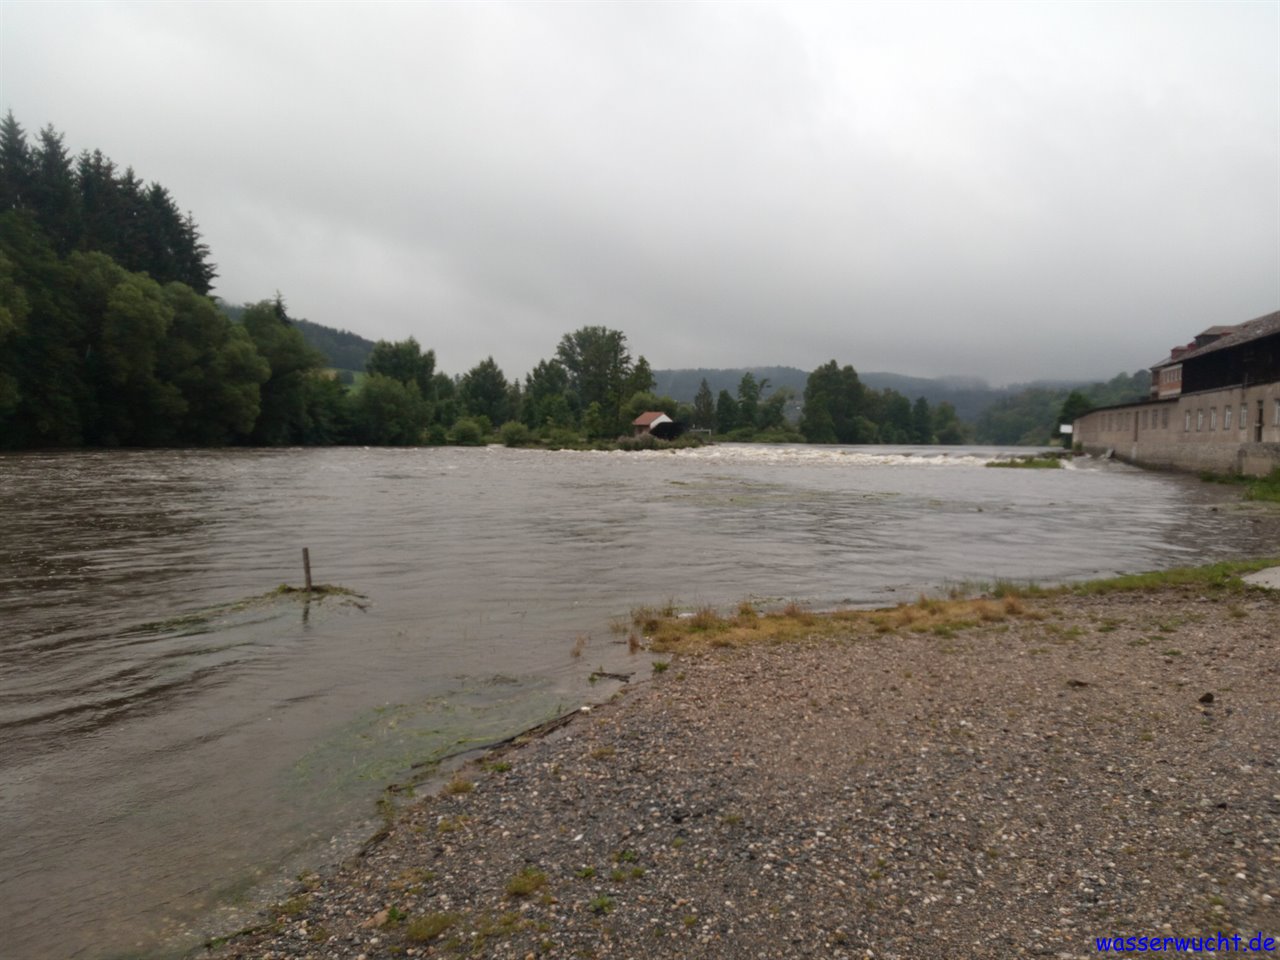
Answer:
2, 445, 1278, 959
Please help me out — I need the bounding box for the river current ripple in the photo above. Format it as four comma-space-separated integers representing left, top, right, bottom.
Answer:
1, 445, 1276, 959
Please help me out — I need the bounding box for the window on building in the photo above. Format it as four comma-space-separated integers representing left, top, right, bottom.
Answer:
1210, 408, 1217, 431
1185, 410, 1192, 432
1197, 409, 1204, 431
1224, 406, 1232, 430
1274, 399, 1280, 426
1240, 404, 1248, 429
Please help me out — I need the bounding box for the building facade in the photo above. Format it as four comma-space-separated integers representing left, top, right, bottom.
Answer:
1073, 311, 1280, 476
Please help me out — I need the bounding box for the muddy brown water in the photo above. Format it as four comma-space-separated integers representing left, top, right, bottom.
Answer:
1, 445, 1276, 959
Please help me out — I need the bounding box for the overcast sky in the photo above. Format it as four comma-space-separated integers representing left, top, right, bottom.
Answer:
2, 1, 1276, 385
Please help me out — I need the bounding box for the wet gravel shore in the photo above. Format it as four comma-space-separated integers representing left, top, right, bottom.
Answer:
204, 586, 1280, 959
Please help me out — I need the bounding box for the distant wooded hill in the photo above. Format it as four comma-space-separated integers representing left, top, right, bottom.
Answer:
654, 366, 1010, 422
651, 365, 1145, 428
286, 317, 1149, 444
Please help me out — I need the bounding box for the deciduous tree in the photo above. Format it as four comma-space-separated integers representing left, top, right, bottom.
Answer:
242, 297, 325, 444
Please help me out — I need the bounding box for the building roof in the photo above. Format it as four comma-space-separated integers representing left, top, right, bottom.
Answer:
1151, 310, 1280, 370
1199, 324, 1239, 338
632, 411, 673, 427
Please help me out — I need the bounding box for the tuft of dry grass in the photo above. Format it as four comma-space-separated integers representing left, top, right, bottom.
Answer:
631, 606, 662, 635
505, 868, 547, 898
443, 776, 474, 796
405, 912, 458, 943
642, 592, 1047, 654
688, 606, 725, 632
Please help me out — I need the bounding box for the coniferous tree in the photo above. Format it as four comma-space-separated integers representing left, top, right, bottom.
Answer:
715, 389, 740, 434
76, 149, 119, 256
692, 378, 715, 429
459, 356, 510, 425
0, 111, 33, 213
0, 114, 220, 292
110, 166, 150, 273
736, 372, 763, 430
911, 396, 934, 443
31, 125, 78, 255
625, 354, 655, 398
140, 183, 184, 286
177, 210, 216, 293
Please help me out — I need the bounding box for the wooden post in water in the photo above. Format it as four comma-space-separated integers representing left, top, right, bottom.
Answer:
302, 547, 312, 593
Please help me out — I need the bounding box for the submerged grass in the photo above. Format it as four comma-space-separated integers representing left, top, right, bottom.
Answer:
271, 583, 363, 598
1244, 467, 1280, 503
1199, 467, 1280, 503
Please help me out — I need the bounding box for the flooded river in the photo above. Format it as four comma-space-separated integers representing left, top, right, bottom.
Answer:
2, 445, 1277, 959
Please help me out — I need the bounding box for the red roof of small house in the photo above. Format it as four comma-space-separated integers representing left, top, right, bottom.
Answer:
632, 411, 672, 427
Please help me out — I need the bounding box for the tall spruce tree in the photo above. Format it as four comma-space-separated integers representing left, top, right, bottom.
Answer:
692, 378, 715, 429
31, 126, 78, 255
0, 111, 33, 213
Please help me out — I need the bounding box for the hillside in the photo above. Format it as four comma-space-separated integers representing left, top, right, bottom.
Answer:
293, 319, 376, 373
220, 305, 377, 376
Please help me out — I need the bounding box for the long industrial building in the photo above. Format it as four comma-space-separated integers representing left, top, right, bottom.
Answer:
1073, 311, 1280, 476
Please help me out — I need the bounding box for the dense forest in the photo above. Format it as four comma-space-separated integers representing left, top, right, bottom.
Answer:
650, 364, 1148, 445
0, 111, 1146, 451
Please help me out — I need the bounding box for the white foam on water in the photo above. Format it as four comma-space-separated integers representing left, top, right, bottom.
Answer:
613, 443, 998, 468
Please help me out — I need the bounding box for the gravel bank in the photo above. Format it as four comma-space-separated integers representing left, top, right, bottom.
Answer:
205, 586, 1280, 959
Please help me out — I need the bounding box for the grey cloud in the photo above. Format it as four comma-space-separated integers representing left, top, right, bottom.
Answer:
2, 0, 1274, 384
